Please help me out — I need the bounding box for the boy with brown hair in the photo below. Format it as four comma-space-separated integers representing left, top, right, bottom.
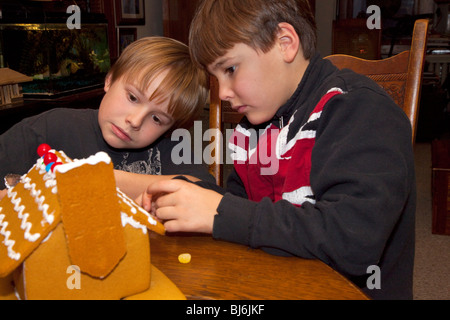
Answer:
0, 36, 213, 199
141, 0, 416, 300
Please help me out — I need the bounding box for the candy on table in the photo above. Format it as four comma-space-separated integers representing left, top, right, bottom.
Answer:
178, 253, 191, 264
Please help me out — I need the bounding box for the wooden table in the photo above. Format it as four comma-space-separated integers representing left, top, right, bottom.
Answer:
149, 232, 369, 300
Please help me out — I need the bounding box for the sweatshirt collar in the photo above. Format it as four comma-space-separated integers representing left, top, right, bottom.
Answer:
274, 53, 336, 125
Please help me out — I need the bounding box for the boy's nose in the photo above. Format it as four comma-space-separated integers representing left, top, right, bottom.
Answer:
218, 81, 234, 102
126, 109, 146, 130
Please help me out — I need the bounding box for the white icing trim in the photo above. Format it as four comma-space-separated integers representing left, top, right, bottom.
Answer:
41, 231, 53, 243
22, 177, 55, 225
7, 190, 41, 242
55, 151, 111, 174
0, 212, 21, 261
116, 188, 158, 226
121, 212, 147, 234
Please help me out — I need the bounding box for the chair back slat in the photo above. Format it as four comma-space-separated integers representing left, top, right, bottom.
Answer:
325, 19, 429, 144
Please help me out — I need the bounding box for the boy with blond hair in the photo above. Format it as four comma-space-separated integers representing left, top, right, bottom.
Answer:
141, 0, 416, 299
0, 36, 213, 199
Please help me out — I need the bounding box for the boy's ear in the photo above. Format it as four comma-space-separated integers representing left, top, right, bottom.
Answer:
104, 74, 112, 92
276, 22, 301, 63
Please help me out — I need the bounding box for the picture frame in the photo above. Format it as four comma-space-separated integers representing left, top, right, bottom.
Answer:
115, 0, 145, 25
118, 28, 137, 55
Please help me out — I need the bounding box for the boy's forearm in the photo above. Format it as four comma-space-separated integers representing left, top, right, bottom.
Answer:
113, 170, 199, 200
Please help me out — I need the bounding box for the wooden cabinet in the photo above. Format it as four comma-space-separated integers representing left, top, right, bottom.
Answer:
163, 0, 200, 44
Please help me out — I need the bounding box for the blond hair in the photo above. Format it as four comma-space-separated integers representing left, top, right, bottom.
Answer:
108, 36, 208, 130
189, 0, 317, 68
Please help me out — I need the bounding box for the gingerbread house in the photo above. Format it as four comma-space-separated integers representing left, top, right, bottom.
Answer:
0, 145, 182, 300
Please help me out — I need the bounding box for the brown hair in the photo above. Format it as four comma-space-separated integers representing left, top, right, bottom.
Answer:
107, 36, 208, 130
189, 0, 317, 68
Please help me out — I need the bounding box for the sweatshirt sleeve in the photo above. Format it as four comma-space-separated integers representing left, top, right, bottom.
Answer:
212, 86, 416, 278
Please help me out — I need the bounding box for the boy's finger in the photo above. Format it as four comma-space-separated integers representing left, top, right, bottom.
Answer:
155, 206, 178, 221
141, 192, 152, 212
145, 179, 183, 196
163, 219, 184, 233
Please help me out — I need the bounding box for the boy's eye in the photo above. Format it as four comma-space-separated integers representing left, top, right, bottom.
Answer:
128, 92, 138, 102
152, 114, 162, 124
225, 66, 236, 75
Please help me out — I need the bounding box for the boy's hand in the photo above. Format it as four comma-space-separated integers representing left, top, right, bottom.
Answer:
115, 169, 200, 200
135, 190, 162, 223
0, 189, 7, 200
140, 179, 223, 234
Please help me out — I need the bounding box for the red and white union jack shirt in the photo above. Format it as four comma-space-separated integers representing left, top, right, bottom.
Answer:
229, 88, 343, 206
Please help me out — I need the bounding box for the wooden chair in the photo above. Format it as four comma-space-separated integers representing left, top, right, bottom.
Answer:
208, 19, 429, 186
208, 76, 242, 185
325, 18, 429, 145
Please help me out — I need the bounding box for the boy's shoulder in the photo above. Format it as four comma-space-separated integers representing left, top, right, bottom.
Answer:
302, 58, 404, 121
324, 67, 386, 97
43, 107, 98, 118
302, 56, 391, 110
35, 108, 99, 128
18, 107, 98, 125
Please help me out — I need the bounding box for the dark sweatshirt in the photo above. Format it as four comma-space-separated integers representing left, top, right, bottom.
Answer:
208, 54, 416, 300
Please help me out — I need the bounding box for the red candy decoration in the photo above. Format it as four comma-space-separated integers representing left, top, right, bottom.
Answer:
37, 143, 51, 157
51, 162, 63, 172
43, 152, 58, 165
37, 143, 62, 172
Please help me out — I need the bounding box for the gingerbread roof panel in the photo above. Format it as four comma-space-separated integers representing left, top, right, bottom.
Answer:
116, 188, 165, 235
0, 180, 60, 277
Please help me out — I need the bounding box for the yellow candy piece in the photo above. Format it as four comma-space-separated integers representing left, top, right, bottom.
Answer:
178, 253, 191, 264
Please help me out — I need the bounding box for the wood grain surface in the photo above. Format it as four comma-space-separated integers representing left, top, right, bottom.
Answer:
149, 233, 369, 300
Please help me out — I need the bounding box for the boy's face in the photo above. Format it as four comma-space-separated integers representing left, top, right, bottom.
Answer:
207, 42, 297, 125
98, 72, 174, 149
